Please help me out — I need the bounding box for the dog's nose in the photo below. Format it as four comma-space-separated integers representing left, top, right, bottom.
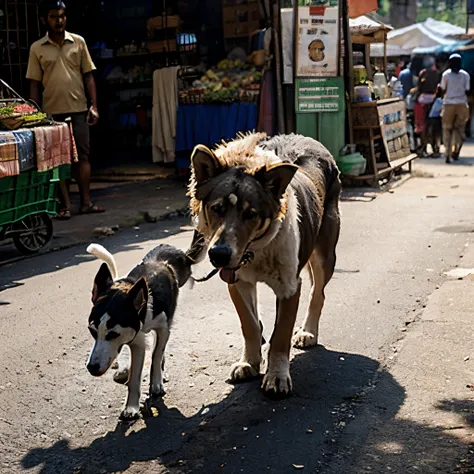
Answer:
209, 245, 232, 268
87, 362, 102, 376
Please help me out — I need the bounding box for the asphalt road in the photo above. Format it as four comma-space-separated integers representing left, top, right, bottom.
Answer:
1, 168, 474, 473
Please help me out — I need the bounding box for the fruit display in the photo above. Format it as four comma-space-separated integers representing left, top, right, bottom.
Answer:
179, 61, 263, 105
0, 101, 48, 129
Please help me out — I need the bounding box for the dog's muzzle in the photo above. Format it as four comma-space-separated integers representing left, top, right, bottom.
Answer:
209, 244, 233, 269
218, 250, 254, 284
87, 362, 103, 377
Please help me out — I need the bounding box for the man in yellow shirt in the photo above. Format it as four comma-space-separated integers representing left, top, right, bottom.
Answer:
26, 0, 104, 218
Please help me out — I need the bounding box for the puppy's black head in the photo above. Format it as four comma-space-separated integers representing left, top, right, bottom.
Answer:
145, 244, 194, 287
86, 263, 148, 376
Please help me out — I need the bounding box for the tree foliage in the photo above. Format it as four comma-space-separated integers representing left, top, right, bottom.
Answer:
417, 0, 466, 27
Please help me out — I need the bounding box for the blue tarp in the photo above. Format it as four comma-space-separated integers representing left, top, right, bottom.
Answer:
412, 39, 474, 55
412, 40, 474, 74
175, 103, 258, 152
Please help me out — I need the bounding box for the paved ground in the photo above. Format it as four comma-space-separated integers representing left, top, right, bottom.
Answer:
1, 149, 474, 473
0, 178, 190, 261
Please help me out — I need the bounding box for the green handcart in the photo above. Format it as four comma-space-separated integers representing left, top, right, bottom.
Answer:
0, 167, 59, 254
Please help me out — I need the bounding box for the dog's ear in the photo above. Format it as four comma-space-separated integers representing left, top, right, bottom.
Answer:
255, 163, 299, 200
191, 145, 221, 186
92, 263, 113, 303
127, 278, 149, 316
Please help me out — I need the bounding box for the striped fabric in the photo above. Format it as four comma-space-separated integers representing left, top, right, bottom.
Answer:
0, 131, 19, 178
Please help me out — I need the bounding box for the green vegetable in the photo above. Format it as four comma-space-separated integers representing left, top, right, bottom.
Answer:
23, 112, 47, 122
0, 106, 15, 117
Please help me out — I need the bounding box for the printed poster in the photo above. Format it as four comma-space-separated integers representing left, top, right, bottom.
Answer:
296, 5, 339, 77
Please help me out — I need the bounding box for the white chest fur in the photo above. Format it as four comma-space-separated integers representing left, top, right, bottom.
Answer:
238, 192, 301, 299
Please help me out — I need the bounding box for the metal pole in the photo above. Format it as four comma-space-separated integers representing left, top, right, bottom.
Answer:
273, 1, 285, 134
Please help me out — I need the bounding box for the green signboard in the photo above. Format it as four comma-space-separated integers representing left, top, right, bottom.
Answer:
295, 77, 343, 113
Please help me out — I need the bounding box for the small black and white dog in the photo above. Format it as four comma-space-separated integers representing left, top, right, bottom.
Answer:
86, 242, 199, 420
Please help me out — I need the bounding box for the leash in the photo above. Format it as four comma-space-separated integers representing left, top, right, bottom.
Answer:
193, 268, 219, 283
192, 250, 255, 284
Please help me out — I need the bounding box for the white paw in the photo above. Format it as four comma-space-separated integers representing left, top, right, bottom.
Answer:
229, 362, 259, 383
120, 405, 140, 421
149, 382, 166, 398
293, 329, 318, 349
113, 367, 130, 385
262, 369, 293, 398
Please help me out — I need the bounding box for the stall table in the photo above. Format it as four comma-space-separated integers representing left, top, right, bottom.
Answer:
346, 98, 417, 187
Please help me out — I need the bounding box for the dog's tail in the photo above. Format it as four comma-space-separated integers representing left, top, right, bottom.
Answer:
87, 243, 119, 280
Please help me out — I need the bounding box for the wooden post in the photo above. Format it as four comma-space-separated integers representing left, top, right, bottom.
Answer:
342, 0, 354, 144
383, 35, 387, 76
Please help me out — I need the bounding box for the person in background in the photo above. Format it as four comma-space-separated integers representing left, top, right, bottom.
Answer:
428, 86, 444, 157
414, 56, 441, 157
398, 62, 414, 98
26, 0, 104, 219
439, 53, 470, 163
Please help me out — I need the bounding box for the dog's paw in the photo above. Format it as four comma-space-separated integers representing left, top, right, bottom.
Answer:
261, 370, 293, 398
293, 329, 318, 349
149, 382, 166, 398
113, 367, 130, 385
229, 362, 259, 383
120, 406, 140, 421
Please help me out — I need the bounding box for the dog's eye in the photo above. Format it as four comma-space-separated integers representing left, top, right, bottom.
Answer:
105, 331, 120, 341
243, 208, 258, 220
211, 203, 226, 217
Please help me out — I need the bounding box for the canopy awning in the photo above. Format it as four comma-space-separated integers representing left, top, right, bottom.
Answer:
370, 18, 464, 57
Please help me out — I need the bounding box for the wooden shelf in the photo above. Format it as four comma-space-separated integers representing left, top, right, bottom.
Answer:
388, 154, 417, 170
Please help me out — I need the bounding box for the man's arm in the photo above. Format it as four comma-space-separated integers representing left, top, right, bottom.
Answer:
84, 72, 98, 125
80, 37, 98, 125
26, 47, 43, 107
29, 80, 41, 106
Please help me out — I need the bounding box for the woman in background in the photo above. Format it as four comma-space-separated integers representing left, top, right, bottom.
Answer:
414, 56, 441, 157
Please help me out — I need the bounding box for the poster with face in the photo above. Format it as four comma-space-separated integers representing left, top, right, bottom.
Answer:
296, 6, 339, 77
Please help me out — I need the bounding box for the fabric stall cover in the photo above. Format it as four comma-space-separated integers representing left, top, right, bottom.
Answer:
13, 130, 35, 172
348, 0, 378, 19
152, 66, 179, 163
175, 103, 258, 152
0, 131, 19, 178
34, 123, 71, 172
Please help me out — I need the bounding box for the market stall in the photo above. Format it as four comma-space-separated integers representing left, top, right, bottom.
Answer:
0, 81, 72, 254
89, 1, 268, 172
340, 14, 417, 186
175, 58, 264, 165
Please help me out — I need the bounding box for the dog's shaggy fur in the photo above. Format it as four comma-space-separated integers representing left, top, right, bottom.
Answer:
187, 133, 341, 397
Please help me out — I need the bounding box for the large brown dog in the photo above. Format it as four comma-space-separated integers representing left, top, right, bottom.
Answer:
187, 133, 341, 397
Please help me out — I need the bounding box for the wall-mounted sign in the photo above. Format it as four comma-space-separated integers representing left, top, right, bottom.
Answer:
295, 77, 343, 112
296, 3, 339, 77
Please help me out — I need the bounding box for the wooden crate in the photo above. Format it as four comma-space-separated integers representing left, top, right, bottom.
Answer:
222, 2, 260, 39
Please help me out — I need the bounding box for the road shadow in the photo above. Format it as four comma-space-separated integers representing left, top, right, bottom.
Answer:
0, 217, 192, 293
324, 391, 474, 473
20, 347, 404, 474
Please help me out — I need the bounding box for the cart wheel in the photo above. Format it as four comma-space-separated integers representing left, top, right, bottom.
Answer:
12, 213, 53, 255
